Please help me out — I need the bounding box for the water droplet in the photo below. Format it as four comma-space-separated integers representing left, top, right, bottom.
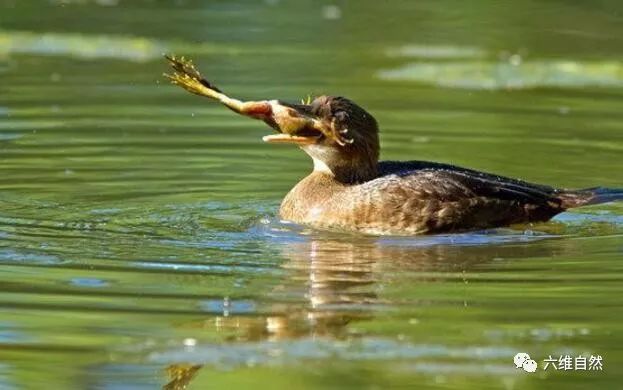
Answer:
322, 5, 342, 20
183, 338, 197, 347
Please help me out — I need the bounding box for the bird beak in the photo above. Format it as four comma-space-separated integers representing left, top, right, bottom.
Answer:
261, 101, 321, 145
262, 134, 318, 145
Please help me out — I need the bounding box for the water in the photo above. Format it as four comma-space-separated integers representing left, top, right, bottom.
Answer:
1, 1, 623, 389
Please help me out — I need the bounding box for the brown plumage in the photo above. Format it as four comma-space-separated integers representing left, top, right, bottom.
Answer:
165, 55, 623, 235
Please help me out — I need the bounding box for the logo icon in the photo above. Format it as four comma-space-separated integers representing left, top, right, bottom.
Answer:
514, 352, 538, 373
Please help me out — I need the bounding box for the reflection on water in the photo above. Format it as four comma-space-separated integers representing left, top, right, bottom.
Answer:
385, 45, 487, 59
0, 29, 253, 62
151, 230, 607, 388
0, 30, 167, 62
164, 365, 202, 390
380, 60, 623, 90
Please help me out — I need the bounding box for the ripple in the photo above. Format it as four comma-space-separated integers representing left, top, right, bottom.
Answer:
69, 277, 109, 288
148, 337, 523, 370
0, 249, 60, 265
555, 211, 623, 226
0, 133, 21, 141
199, 299, 257, 314
377, 229, 554, 246
252, 216, 555, 245
406, 362, 515, 375
134, 261, 279, 275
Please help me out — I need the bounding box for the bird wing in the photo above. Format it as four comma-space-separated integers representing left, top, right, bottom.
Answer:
377, 160, 562, 205
363, 161, 565, 232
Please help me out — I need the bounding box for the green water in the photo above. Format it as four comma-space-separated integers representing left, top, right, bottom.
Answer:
1, 1, 623, 389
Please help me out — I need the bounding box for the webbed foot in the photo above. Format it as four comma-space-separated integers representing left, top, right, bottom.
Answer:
320, 117, 354, 146
164, 54, 222, 99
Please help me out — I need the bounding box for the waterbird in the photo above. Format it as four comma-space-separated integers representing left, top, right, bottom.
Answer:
165, 55, 623, 235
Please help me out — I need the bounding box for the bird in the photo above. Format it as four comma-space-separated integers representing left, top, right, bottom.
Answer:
164, 55, 623, 235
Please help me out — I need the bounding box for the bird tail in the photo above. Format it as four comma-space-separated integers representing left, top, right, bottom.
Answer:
558, 187, 623, 208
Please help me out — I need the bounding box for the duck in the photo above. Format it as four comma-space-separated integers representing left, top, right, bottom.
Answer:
165, 55, 623, 235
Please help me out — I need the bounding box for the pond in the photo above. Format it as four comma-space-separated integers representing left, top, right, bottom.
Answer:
1, 1, 622, 389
